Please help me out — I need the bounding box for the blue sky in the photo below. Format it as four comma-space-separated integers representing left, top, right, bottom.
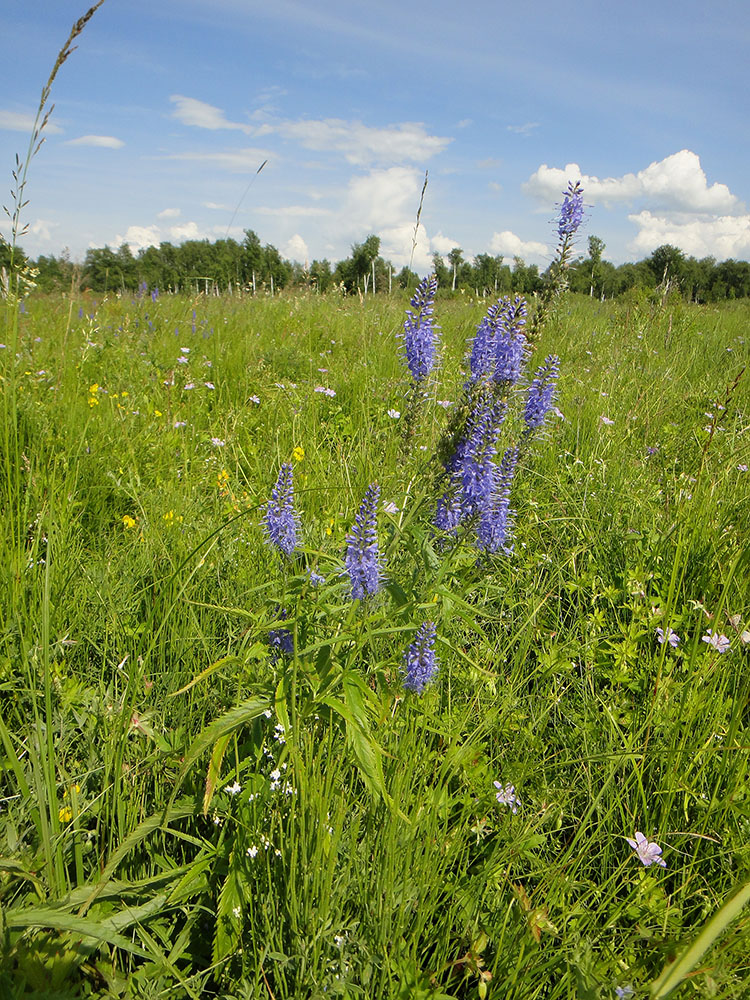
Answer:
1, 0, 749, 271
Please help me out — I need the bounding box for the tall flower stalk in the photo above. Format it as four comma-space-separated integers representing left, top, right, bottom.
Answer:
264, 463, 300, 557
402, 622, 438, 694
527, 180, 585, 343
345, 483, 381, 600
399, 274, 439, 453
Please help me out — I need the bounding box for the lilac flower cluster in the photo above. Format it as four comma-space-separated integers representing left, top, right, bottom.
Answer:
557, 180, 585, 240
477, 446, 518, 554
264, 463, 300, 557
402, 274, 439, 383
402, 622, 438, 694
345, 483, 381, 600
523, 355, 560, 433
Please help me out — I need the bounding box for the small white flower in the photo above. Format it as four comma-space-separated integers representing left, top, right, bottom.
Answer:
210, 437, 225, 447
224, 780, 242, 796
204, 381, 215, 389
232, 905, 241, 918
246, 845, 258, 858
262, 708, 272, 718
387, 409, 400, 419
626, 831, 666, 867
180, 347, 190, 353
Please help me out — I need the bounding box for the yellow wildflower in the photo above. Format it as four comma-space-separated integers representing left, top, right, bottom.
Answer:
154, 409, 162, 417
58, 806, 73, 823
163, 510, 174, 522
293, 445, 305, 462
89, 383, 99, 394
122, 515, 137, 529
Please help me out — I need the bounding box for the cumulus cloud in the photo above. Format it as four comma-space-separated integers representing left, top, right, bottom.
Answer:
343, 166, 423, 232
430, 232, 462, 256
29, 219, 59, 242
524, 150, 742, 215
157, 207, 181, 219
628, 210, 750, 259
115, 225, 161, 251
270, 118, 451, 166
0, 110, 63, 134
489, 230, 548, 261
283, 234, 309, 262
168, 222, 204, 241
66, 135, 124, 149
170, 95, 252, 133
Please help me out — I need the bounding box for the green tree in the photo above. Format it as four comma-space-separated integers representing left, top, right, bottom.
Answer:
447, 247, 463, 291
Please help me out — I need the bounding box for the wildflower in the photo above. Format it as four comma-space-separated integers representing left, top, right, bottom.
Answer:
615, 985, 634, 999
655, 626, 680, 648
232, 905, 241, 918
122, 514, 137, 529
177, 355, 189, 364
174, 420, 187, 428
264, 464, 300, 557
493, 781, 521, 814
204, 381, 215, 389
437, 399, 453, 408
600, 415, 615, 426
626, 831, 666, 867
402, 622, 438, 694
387, 409, 401, 419
180, 346, 190, 353
402, 273, 439, 382
268, 627, 293, 663
249, 394, 260, 404
58, 805, 73, 823
246, 845, 259, 858
345, 483, 381, 600
308, 569, 325, 586
154, 410, 162, 417
292, 445, 304, 462
224, 780, 242, 795
314, 386, 336, 397
524, 356, 560, 433
383, 501, 399, 515
738, 464, 748, 472
210, 437, 225, 448
702, 631, 730, 653
557, 180, 585, 240
477, 446, 517, 554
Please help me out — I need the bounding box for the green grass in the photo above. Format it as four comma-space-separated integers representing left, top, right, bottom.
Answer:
1, 288, 749, 998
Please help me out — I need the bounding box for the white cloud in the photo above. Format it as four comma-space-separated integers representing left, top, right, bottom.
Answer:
157, 207, 181, 218
343, 167, 423, 232
169, 222, 204, 241
256, 205, 330, 217
170, 95, 252, 133
272, 118, 452, 166
115, 225, 161, 251
283, 234, 309, 262
29, 219, 59, 242
489, 230, 548, 261
66, 135, 124, 149
168, 148, 272, 173
430, 232, 461, 256
524, 150, 742, 215
628, 210, 750, 259
0, 110, 63, 135
507, 122, 539, 136
203, 201, 230, 210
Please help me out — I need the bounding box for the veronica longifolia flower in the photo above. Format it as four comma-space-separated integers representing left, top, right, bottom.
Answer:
402, 622, 438, 694
523, 355, 560, 433
557, 180, 584, 240
451, 398, 506, 517
402, 274, 438, 382
468, 296, 527, 387
264, 463, 300, 556
477, 446, 518, 554
345, 483, 381, 600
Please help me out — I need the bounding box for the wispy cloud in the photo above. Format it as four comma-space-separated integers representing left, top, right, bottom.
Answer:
167, 148, 273, 172
157, 207, 181, 219
66, 135, 124, 149
269, 118, 452, 166
0, 110, 63, 135
507, 122, 539, 137
255, 205, 330, 217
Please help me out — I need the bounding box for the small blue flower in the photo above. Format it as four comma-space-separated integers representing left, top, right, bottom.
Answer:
402, 274, 439, 382
345, 483, 381, 600
268, 609, 294, 664
402, 622, 438, 694
264, 463, 300, 557
523, 355, 560, 433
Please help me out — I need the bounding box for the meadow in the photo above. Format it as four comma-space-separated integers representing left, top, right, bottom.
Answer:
0, 274, 749, 998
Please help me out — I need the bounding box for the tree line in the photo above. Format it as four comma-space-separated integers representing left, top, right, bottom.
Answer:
3, 230, 750, 302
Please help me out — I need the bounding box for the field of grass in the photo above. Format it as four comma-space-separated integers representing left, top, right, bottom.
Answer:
1, 285, 749, 999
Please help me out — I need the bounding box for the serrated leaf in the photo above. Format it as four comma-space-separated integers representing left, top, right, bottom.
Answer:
203, 733, 231, 815
213, 854, 243, 966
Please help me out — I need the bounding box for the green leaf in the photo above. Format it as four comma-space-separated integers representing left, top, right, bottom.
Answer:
203, 733, 231, 815
650, 880, 750, 997
213, 852, 243, 967
5, 908, 150, 959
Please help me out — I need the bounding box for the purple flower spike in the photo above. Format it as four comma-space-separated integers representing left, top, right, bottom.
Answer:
402, 274, 439, 382
345, 483, 381, 600
402, 622, 438, 694
468, 295, 527, 387
557, 180, 584, 240
264, 463, 300, 557
523, 355, 560, 432
478, 446, 518, 554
